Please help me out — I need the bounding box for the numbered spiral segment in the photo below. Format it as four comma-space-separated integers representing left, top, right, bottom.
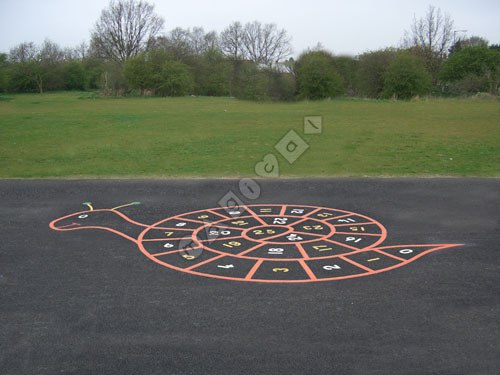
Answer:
138, 204, 429, 283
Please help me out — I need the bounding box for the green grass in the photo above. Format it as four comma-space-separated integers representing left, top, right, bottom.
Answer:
0, 92, 499, 177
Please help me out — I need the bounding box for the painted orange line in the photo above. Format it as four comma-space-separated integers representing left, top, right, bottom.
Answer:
292, 230, 325, 238
148, 226, 195, 232
205, 224, 246, 232
375, 249, 406, 262
111, 209, 151, 228
174, 217, 208, 224
250, 228, 294, 242
334, 221, 374, 227
279, 205, 287, 216
287, 216, 312, 227
334, 232, 382, 237
245, 207, 267, 226
298, 259, 317, 280
323, 238, 362, 251
207, 209, 231, 220
324, 213, 353, 222
143, 236, 192, 242
245, 259, 264, 280
198, 235, 245, 243
186, 254, 227, 271
340, 256, 374, 273
303, 207, 322, 218
236, 243, 266, 256
151, 247, 203, 257
296, 243, 310, 259
57, 222, 81, 229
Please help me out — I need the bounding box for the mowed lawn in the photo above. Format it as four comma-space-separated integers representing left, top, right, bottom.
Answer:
0, 92, 499, 177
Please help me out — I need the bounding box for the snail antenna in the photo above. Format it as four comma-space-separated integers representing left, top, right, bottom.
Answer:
83, 202, 94, 211
112, 202, 141, 210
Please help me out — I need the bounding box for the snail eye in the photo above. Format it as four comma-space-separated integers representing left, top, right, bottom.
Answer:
78, 214, 89, 219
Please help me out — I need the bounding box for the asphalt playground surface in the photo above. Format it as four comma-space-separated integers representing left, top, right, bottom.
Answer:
1, 178, 499, 374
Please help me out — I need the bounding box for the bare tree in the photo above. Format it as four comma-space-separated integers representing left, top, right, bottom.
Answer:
154, 27, 219, 59
220, 22, 246, 60
91, 0, 164, 62
203, 31, 219, 51
405, 5, 454, 57
38, 39, 65, 65
242, 21, 292, 67
404, 5, 454, 81
8, 42, 38, 63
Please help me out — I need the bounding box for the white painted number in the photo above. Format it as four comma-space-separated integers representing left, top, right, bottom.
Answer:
291, 209, 305, 214
176, 222, 187, 227
268, 248, 284, 255
346, 237, 362, 243
273, 217, 288, 225
286, 234, 303, 242
323, 265, 341, 271
399, 249, 414, 255
217, 264, 235, 269
338, 218, 356, 223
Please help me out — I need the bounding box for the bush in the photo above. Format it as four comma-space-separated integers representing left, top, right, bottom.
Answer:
332, 55, 359, 96
100, 62, 128, 96
192, 49, 232, 96
383, 53, 432, 99
266, 70, 296, 101
356, 48, 398, 98
156, 60, 193, 96
0, 54, 8, 92
295, 50, 343, 99
124, 53, 152, 94
63, 61, 86, 90
440, 46, 500, 95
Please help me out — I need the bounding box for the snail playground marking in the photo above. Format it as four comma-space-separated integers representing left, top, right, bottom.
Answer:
50, 203, 463, 283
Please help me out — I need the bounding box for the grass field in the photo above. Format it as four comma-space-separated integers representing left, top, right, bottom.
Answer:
0, 92, 499, 177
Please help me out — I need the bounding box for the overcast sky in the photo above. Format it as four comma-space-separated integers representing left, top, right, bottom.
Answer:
0, 0, 499, 56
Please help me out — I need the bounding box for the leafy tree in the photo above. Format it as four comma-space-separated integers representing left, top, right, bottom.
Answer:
63, 61, 86, 90
265, 70, 296, 101
192, 49, 232, 96
38, 39, 65, 91
449, 36, 488, 55
100, 61, 129, 96
383, 52, 432, 99
82, 57, 105, 90
8, 40, 65, 93
356, 49, 398, 98
8, 42, 43, 92
295, 50, 343, 99
156, 60, 193, 96
0, 54, 8, 92
332, 55, 359, 96
124, 53, 153, 94
440, 46, 500, 94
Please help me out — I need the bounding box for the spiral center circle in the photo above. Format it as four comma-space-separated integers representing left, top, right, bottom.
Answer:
243, 225, 293, 241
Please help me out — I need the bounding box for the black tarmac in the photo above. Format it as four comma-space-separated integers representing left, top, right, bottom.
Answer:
1, 178, 499, 374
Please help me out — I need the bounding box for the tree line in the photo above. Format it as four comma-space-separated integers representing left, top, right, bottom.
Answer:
0, 1, 498, 100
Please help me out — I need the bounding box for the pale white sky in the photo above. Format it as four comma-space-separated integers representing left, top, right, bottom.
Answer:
0, 0, 499, 56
